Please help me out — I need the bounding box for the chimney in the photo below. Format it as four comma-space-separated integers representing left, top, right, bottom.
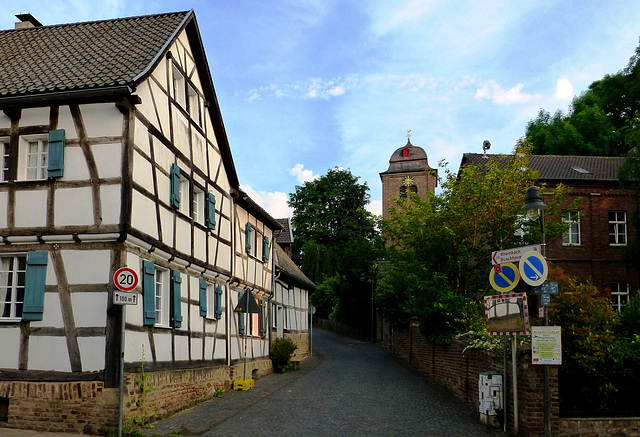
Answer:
15, 13, 43, 29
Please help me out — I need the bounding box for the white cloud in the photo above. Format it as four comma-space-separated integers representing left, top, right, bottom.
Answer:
474, 80, 542, 105
554, 77, 574, 101
387, 0, 437, 28
367, 199, 382, 217
289, 164, 319, 183
240, 185, 293, 218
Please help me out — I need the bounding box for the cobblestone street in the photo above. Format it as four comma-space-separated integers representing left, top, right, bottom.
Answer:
149, 329, 504, 437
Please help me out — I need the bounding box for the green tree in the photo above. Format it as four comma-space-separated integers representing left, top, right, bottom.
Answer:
378, 144, 569, 343
288, 168, 382, 329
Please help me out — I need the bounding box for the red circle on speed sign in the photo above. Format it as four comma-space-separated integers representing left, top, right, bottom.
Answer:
114, 267, 139, 291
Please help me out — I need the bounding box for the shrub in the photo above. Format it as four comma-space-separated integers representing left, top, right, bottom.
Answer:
270, 337, 298, 373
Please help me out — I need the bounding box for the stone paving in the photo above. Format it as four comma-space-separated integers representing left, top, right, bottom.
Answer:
145, 329, 508, 437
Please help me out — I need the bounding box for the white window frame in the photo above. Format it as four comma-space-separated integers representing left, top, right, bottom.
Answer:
0, 138, 9, 182
611, 282, 630, 313
17, 135, 48, 181
562, 210, 581, 246
178, 177, 190, 216
193, 187, 204, 224
0, 254, 27, 321
206, 282, 216, 320
609, 211, 627, 246
188, 85, 201, 127
171, 64, 186, 108
154, 267, 170, 327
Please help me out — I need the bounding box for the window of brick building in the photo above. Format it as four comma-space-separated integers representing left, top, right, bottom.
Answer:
609, 211, 627, 246
611, 282, 630, 313
562, 210, 580, 246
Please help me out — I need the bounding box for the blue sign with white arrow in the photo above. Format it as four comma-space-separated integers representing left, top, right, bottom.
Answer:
519, 251, 548, 286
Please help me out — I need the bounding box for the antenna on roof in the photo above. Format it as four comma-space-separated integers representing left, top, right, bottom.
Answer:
482, 140, 491, 154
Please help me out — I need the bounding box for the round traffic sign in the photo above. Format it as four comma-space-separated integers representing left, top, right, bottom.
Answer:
519, 251, 548, 286
489, 263, 520, 292
114, 267, 139, 291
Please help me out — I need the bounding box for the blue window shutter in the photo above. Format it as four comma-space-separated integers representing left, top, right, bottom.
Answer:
245, 223, 252, 253
205, 192, 216, 230
215, 285, 223, 319
259, 301, 266, 336
47, 129, 65, 178
238, 310, 245, 335
142, 261, 156, 325
22, 251, 48, 321
262, 236, 270, 262
170, 163, 181, 209
172, 271, 182, 328
199, 279, 207, 317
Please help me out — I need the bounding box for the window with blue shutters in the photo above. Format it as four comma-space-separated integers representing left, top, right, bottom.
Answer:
172, 271, 182, 328
170, 163, 181, 209
199, 278, 207, 317
215, 284, 223, 319
0, 252, 47, 322
47, 129, 65, 178
142, 261, 156, 326
245, 222, 252, 253
262, 236, 270, 262
206, 192, 216, 230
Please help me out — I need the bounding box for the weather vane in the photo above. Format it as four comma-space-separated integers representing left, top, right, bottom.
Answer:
407, 129, 412, 139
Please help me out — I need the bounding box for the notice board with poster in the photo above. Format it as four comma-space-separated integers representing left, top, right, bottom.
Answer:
531, 326, 562, 365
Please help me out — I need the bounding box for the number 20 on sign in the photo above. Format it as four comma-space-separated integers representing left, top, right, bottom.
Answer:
114, 267, 139, 292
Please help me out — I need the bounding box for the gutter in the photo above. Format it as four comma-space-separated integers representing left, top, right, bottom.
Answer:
0, 85, 135, 109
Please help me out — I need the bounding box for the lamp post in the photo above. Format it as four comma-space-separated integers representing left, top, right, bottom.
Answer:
521, 185, 551, 437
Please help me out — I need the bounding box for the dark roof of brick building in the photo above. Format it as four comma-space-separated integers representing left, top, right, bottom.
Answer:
0, 11, 190, 98
461, 153, 627, 181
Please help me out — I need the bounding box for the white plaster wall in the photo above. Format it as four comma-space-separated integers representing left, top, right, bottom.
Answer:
14, 190, 47, 227
62, 250, 110, 284
0, 111, 10, 129
159, 207, 175, 247
204, 336, 214, 360
212, 242, 232, 272
29, 336, 71, 371
78, 337, 106, 371
0, 191, 7, 228
193, 227, 206, 261
93, 143, 122, 178
153, 333, 173, 361
40, 293, 63, 328
131, 191, 159, 239
80, 103, 123, 137
20, 107, 49, 126
71, 293, 107, 327
190, 337, 203, 360
219, 208, 232, 242
125, 292, 144, 327
175, 217, 191, 255
57, 106, 77, 140
100, 184, 122, 225
54, 187, 94, 225
172, 115, 190, 158
174, 335, 189, 361
125, 331, 152, 363
192, 130, 206, 169
133, 118, 151, 157
151, 80, 170, 136
0, 328, 20, 368
132, 151, 154, 194
214, 339, 226, 361
63, 147, 91, 180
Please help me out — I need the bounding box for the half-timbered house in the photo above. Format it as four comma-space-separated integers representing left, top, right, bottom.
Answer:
0, 11, 298, 433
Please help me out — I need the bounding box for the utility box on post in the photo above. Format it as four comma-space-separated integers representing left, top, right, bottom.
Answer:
479, 372, 503, 428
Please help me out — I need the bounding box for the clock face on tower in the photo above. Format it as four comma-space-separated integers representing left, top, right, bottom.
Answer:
403, 176, 414, 187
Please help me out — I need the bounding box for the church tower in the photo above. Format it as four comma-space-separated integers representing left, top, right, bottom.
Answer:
379, 135, 437, 220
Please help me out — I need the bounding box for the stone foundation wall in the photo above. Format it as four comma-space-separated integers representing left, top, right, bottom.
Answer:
285, 332, 310, 360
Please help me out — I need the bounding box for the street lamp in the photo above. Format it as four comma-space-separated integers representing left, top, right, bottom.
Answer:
521, 185, 551, 437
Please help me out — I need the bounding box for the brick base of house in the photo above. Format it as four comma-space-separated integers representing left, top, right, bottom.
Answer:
285, 331, 310, 361
0, 358, 274, 434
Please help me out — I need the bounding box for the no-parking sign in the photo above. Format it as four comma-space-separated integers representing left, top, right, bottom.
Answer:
489, 263, 520, 292
519, 251, 548, 286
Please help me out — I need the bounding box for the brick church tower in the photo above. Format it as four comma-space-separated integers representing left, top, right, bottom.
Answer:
379, 136, 437, 220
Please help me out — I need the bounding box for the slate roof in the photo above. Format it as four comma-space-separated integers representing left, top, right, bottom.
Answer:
274, 243, 315, 290
380, 139, 433, 176
0, 11, 190, 99
275, 218, 293, 245
461, 153, 627, 182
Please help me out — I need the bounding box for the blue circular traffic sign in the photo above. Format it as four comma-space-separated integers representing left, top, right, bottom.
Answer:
519, 251, 548, 286
489, 263, 520, 292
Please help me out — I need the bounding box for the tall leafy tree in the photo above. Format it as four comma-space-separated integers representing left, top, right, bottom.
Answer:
288, 168, 382, 326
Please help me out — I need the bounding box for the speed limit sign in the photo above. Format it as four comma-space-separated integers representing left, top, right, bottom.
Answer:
114, 267, 139, 291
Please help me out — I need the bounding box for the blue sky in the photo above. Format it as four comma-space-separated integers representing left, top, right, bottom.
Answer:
4, 1, 640, 217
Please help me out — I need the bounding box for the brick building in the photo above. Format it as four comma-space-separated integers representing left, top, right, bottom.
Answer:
461, 153, 638, 308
